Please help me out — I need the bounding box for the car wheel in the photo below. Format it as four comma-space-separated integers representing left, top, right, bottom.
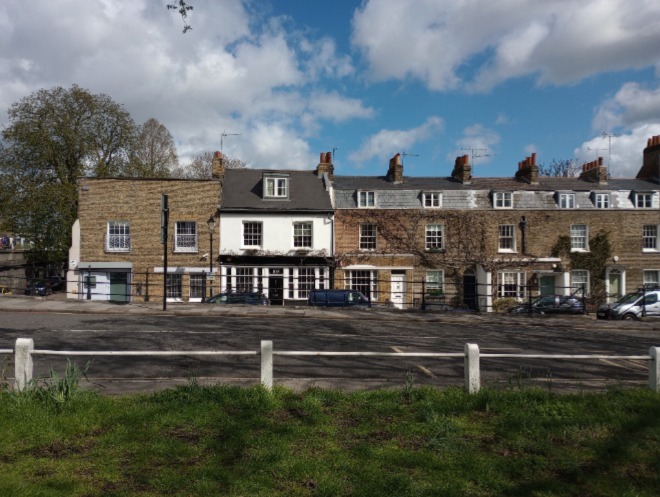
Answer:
622, 313, 638, 321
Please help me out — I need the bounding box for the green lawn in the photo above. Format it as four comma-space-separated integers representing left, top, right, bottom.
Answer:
0, 383, 658, 496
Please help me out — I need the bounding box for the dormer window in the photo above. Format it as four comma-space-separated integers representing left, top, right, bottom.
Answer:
358, 190, 376, 208
493, 191, 513, 209
558, 192, 575, 209
634, 192, 653, 208
422, 192, 441, 208
263, 173, 289, 199
592, 192, 609, 208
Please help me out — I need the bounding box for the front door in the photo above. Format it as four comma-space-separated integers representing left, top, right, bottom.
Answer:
268, 268, 284, 305
462, 270, 477, 309
109, 272, 129, 303
390, 272, 406, 309
539, 275, 555, 296
608, 269, 622, 302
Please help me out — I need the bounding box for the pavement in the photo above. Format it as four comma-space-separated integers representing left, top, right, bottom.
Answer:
1, 292, 659, 329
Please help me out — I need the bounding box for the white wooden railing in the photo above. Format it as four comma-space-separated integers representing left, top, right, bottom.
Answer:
6, 339, 659, 394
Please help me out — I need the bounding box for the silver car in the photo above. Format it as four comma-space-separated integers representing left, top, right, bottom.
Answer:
599, 290, 660, 320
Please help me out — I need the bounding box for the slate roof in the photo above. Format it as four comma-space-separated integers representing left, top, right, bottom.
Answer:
331, 175, 659, 192
220, 169, 333, 211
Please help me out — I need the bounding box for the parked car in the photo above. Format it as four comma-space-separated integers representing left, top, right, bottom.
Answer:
24, 280, 51, 296
0, 285, 12, 295
308, 289, 370, 308
46, 275, 65, 292
508, 295, 585, 315
597, 288, 660, 320
206, 292, 269, 305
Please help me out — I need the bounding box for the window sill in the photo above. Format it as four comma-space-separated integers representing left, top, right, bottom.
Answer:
497, 249, 517, 254
425, 248, 445, 253
105, 249, 131, 253
642, 249, 660, 253
570, 249, 589, 253
173, 249, 199, 254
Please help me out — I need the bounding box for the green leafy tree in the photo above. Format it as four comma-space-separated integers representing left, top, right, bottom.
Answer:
126, 118, 178, 178
0, 85, 137, 265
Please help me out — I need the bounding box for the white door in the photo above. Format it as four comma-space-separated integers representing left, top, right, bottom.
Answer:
390, 273, 406, 309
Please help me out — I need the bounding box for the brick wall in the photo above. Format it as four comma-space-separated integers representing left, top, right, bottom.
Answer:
77, 177, 220, 300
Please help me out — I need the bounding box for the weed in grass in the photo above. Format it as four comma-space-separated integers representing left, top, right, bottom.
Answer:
401, 367, 416, 402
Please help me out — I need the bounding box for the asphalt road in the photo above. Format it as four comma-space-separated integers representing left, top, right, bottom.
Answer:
1, 311, 659, 394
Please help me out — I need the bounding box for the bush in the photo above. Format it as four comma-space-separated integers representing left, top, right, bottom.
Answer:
492, 297, 520, 312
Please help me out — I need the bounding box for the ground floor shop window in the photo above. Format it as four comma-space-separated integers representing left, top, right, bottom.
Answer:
222, 266, 329, 300
166, 274, 182, 299
190, 274, 205, 300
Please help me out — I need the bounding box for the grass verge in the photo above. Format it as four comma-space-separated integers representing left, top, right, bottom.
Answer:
0, 383, 658, 496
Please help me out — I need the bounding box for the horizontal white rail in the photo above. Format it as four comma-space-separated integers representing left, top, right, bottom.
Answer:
7, 338, 659, 394
31, 350, 257, 357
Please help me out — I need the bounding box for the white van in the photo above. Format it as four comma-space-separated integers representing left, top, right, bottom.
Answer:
604, 289, 660, 320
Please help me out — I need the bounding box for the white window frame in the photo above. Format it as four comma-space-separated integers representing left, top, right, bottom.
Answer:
242, 222, 263, 248
594, 193, 609, 209
493, 192, 513, 209
643, 225, 659, 251
570, 224, 589, 252
174, 221, 198, 253
106, 221, 131, 252
189, 274, 205, 302
264, 177, 288, 198
422, 192, 442, 208
426, 270, 444, 294
497, 271, 526, 299
571, 270, 590, 296
635, 193, 653, 208
498, 224, 516, 253
359, 223, 377, 251
346, 270, 378, 300
643, 270, 660, 288
293, 222, 313, 249
166, 273, 182, 301
558, 193, 575, 209
425, 224, 444, 250
358, 190, 376, 208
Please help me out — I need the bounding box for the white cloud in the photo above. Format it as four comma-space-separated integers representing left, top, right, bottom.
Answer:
352, 0, 660, 92
348, 116, 444, 164
592, 83, 660, 131
0, 0, 371, 171
574, 124, 660, 177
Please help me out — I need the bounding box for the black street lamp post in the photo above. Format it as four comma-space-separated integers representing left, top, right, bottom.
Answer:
208, 216, 215, 299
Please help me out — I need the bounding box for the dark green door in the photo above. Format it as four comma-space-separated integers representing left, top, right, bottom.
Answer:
109, 272, 129, 302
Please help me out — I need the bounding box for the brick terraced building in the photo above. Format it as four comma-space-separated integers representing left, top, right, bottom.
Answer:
68, 138, 660, 310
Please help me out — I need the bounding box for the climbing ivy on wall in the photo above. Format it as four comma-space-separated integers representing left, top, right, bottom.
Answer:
551, 230, 612, 298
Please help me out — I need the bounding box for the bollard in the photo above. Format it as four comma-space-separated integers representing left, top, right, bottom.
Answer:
261, 340, 273, 391
464, 343, 480, 394
650, 347, 659, 393
14, 338, 34, 391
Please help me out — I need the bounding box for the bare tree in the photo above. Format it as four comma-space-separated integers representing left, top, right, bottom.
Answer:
126, 118, 178, 178
538, 159, 580, 177
167, 0, 193, 33
171, 151, 246, 179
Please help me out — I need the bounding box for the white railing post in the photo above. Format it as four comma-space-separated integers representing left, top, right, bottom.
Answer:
464, 343, 480, 394
14, 338, 34, 391
650, 347, 659, 393
261, 340, 273, 391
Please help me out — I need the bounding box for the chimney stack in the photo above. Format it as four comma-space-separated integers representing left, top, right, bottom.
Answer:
387, 153, 403, 183
316, 151, 334, 180
451, 155, 471, 184
637, 135, 660, 181
515, 153, 539, 184
579, 157, 608, 184
211, 151, 225, 180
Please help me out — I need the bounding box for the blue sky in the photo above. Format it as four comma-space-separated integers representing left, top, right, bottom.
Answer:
1, 0, 660, 178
